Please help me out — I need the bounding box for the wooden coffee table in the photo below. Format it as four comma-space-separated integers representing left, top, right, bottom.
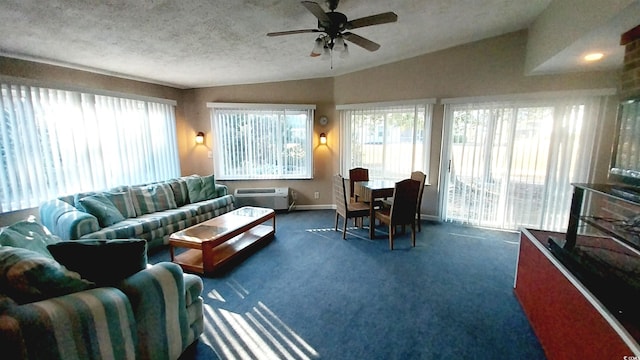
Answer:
169, 206, 275, 274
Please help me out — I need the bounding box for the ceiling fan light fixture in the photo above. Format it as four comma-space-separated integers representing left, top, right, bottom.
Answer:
267, 1, 398, 58
311, 37, 324, 57
321, 45, 331, 60
339, 43, 349, 58
334, 35, 345, 51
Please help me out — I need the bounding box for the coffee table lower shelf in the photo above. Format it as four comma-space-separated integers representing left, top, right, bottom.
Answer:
172, 224, 274, 274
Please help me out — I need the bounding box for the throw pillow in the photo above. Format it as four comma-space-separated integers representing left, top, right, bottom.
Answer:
168, 178, 190, 207
77, 194, 126, 228
0, 246, 95, 304
185, 174, 217, 203
130, 183, 177, 216
104, 187, 137, 218
0, 220, 61, 258
47, 239, 148, 286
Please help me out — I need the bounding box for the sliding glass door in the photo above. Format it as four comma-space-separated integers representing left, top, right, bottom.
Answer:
441, 94, 609, 231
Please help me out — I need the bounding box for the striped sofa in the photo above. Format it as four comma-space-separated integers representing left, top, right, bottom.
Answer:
39, 174, 235, 251
0, 260, 204, 360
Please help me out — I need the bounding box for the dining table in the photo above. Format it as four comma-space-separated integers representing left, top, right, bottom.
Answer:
354, 179, 396, 239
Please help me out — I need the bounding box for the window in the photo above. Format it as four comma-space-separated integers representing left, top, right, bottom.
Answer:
441, 90, 614, 231
208, 103, 315, 180
338, 100, 434, 180
0, 81, 180, 213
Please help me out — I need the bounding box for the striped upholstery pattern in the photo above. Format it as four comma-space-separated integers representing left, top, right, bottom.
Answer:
0, 287, 137, 360
182, 195, 234, 215
0, 261, 203, 360
0, 246, 95, 304
183, 273, 204, 345
118, 262, 200, 360
131, 183, 177, 215
39, 176, 235, 250
104, 188, 137, 218
40, 199, 100, 240
168, 178, 190, 207
78, 196, 234, 244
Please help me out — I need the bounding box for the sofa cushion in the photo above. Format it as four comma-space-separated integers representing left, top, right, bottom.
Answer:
151, 208, 196, 227
168, 178, 190, 207
77, 194, 126, 227
185, 174, 217, 203
0, 246, 95, 304
0, 220, 60, 258
47, 239, 147, 286
104, 187, 137, 218
131, 182, 177, 215
183, 195, 234, 216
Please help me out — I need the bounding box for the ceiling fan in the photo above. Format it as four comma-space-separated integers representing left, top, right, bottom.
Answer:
267, 0, 398, 58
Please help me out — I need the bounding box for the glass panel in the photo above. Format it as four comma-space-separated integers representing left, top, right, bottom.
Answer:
445, 101, 590, 232
342, 104, 430, 180
212, 107, 313, 180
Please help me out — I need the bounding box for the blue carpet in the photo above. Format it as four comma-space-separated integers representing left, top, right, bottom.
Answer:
151, 210, 545, 360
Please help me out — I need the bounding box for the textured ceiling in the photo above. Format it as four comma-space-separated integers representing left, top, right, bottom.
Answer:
0, 0, 630, 89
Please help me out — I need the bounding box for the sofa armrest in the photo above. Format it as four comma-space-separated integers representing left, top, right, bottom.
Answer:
40, 198, 100, 240
117, 262, 199, 360
215, 183, 228, 197
0, 288, 137, 360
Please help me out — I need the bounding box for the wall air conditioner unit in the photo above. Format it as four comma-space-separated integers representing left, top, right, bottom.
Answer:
234, 187, 290, 210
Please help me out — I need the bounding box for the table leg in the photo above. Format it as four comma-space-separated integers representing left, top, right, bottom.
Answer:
369, 200, 375, 239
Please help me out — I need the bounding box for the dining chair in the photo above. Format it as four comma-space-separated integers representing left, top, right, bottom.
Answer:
348, 167, 369, 203
334, 174, 370, 239
374, 179, 420, 250
410, 171, 427, 232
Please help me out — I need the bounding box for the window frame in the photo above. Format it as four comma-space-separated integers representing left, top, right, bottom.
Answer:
337, 99, 435, 181
207, 102, 316, 180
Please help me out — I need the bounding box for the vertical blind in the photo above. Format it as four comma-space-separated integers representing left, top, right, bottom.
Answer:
209, 103, 315, 180
338, 100, 434, 180
0, 82, 180, 212
442, 92, 612, 231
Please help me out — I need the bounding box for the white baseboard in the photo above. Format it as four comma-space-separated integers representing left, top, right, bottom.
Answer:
289, 204, 335, 211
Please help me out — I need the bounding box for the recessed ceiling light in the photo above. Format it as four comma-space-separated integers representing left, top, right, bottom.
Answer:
584, 53, 604, 62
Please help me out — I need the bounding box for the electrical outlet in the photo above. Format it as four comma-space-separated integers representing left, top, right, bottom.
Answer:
314, 191, 320, 199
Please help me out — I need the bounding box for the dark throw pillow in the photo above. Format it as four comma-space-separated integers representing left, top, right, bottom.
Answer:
0, 246, 95, 304
47, 239, 148, 286
76, 194, 126, 228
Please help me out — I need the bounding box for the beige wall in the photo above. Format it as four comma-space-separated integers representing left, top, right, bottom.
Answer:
180, 78, 338, 207
0, 29, 623, 225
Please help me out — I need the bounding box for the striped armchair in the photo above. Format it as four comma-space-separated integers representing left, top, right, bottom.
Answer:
0, 262, 203, 360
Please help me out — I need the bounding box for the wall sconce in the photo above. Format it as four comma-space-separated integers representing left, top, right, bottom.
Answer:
195, 132, 205, 144
319, 132, 327, 145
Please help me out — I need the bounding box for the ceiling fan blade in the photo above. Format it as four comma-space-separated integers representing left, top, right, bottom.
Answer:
342, 32, 380, 51
267, 29, 320, 37
346, 12, 398, 29
301, 1, 331, 25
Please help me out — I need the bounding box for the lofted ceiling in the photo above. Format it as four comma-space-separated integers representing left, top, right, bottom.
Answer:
0, 0, 637, 89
